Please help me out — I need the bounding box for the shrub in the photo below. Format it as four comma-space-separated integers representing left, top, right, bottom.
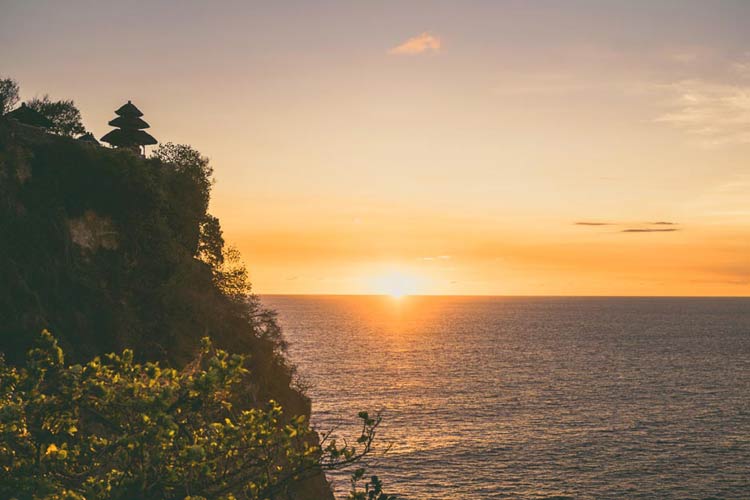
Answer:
0, 332, 388, 500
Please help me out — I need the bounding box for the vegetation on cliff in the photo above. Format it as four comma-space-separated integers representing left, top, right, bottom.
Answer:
1, 78, 86, 137
0, 331, 389, 500
0, 86, 394, 499
0, 119, 295, 409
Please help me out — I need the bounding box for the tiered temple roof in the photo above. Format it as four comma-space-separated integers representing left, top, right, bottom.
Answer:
100, 101, 157, 153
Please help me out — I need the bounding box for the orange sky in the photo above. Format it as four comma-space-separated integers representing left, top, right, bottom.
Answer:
3, 1, 750, 295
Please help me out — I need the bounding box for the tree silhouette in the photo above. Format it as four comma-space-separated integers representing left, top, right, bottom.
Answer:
0, 77, 20, 115
27, 95, 87, 136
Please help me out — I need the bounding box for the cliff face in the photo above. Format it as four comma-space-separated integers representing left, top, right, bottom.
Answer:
0, 119, 333, 500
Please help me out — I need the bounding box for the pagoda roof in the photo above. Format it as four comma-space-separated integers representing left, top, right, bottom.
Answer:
101, 128, 157, 147
114, 100, 144, 117
78, 132, 100, 144
108, 115, 150, 130
5, 103, 53, 129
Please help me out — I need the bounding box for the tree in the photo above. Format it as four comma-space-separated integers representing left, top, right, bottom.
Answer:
150, 143, 217, 259
0, 331, 393, 500
198, 214, 225, 269
152, 142, 214, 214
27, 95, 87, 137
0, 77, 20, 115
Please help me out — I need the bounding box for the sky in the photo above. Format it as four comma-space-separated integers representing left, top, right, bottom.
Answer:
2, 0, 750, 296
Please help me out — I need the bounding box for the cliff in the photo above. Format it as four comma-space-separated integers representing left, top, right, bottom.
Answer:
0, 118, 334, 499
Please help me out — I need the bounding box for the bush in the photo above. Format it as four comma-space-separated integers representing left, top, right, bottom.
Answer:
0, 332, 389, 500
26, 95, 86, 137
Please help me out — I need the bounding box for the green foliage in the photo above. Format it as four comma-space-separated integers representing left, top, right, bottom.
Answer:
27, 95, 86, 137
198, 214, 225, 269
151, 143, 215, 258
348, 474, 397, 500
0, 126, 396, 498
151, 143, 213, 217
0, 77, 20, 115
0, 127, 301, 414
0, 332, 388, 500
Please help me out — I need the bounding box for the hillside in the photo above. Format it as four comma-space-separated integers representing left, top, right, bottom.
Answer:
0, 117, 334, 499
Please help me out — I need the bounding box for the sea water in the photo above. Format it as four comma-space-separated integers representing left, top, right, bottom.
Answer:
262, 296, 750, 499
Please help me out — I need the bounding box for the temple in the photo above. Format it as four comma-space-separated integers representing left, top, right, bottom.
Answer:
77, 132, 99, 145
100, 101, 157, 155
5, 103, 53, 129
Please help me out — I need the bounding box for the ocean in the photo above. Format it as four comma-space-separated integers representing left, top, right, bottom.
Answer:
261, 295, 750, 499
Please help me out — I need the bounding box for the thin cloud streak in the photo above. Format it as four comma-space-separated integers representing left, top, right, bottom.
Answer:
576, 221, 680, 228
389, 33, 441, 55
622, 228, 680, 233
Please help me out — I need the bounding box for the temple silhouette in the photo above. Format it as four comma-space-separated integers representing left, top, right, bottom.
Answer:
101, 100, 157, 155
5, 103, 53, 129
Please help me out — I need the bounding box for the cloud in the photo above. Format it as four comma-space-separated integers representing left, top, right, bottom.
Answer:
655, 79, 750, 146
576, 221, 680, 230
389, 33, 441, 55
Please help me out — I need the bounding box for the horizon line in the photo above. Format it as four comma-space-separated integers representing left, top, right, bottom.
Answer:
258, 293, 750, 299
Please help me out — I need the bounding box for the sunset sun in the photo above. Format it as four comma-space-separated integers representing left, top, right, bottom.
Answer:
370, 271, 421, 298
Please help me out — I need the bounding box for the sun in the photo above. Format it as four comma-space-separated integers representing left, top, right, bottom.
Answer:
386, 285, 408, 299
370, 271, 420, 298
